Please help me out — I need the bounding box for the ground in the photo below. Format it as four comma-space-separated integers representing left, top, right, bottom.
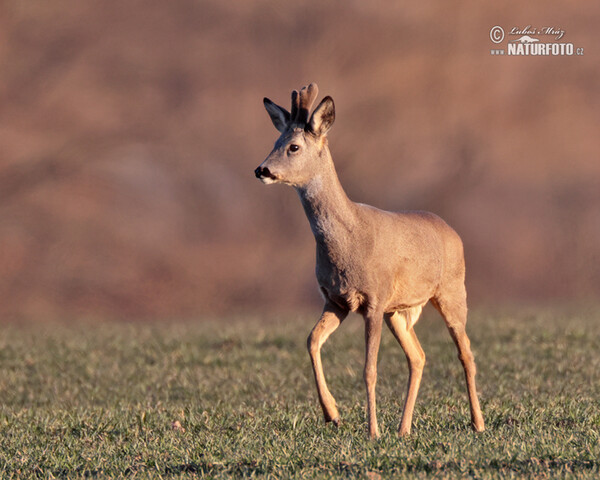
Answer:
0, 305, 599, 478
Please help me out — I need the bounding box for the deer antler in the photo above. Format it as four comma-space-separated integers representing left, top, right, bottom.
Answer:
290, 83, 319, 125
290, 90, 299, 123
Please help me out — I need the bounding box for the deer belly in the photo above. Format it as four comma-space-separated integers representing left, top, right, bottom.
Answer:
320, 286, 367, 313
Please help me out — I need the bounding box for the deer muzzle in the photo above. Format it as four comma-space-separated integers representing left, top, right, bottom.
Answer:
254, 166, 277, 183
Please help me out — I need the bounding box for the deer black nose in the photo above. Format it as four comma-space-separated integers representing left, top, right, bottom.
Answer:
255, 166, 272, 179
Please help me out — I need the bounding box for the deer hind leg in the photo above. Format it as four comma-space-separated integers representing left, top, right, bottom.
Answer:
432, 292, 485, 432
385, 306, 425, 436
307, 302, 348, 425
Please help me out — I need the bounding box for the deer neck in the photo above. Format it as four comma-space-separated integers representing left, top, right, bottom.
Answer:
296, 150, 356, 249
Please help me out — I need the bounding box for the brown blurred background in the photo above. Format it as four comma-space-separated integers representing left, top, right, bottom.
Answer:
0, 1, 598, 321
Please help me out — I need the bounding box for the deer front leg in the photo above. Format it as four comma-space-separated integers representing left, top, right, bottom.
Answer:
307, 302, 348, 425
364, 309, 384, 439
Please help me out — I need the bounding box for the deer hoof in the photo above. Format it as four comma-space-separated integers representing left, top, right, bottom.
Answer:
472, 421, 485, 433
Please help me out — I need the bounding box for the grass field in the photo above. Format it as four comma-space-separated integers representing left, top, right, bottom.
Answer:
0, 306, 599, 478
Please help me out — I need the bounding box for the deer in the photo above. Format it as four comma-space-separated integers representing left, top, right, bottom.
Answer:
254, 83, 485, 439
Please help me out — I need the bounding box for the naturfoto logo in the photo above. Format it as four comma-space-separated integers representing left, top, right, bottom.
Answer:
489, 25, 584, 56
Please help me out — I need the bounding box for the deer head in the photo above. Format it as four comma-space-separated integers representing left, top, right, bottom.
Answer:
255, 83, 335, 187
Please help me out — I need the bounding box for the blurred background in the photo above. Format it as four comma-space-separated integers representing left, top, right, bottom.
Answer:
0, 0, 598, 321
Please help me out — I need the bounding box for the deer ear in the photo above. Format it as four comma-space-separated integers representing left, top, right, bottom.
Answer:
307, 96, 335, 137
264, 98, 290, 133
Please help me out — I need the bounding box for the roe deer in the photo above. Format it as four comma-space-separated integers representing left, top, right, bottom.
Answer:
254, 83, 485, 439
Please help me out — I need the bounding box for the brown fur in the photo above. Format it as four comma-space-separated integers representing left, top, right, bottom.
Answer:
256, 83, 485, 439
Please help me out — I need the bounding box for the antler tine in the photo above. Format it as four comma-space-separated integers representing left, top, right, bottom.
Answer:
290, 90, 299, 124
295, 83, 319, 125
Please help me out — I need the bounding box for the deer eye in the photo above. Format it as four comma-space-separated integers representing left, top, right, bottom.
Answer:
289, 144, 300, 153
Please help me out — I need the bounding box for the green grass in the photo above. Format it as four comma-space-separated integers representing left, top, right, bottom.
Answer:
1, 306, 599, 478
